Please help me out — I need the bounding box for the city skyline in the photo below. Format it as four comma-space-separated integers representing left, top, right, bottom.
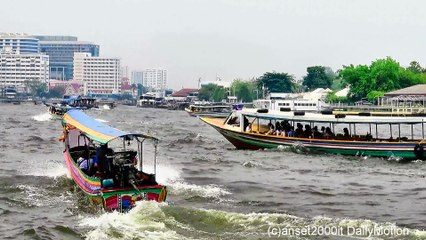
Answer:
2, 0, 426, 89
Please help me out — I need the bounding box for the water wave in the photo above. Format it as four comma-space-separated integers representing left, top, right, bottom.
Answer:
168, 182, 231, 200
79, 201, 426, 240
32, 113, 52, 122
147, 164, 231, 201
19, 161, 69, 179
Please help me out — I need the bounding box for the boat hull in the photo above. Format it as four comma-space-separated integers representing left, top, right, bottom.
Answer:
64, 150, 167, 211
201, 117, 423, 160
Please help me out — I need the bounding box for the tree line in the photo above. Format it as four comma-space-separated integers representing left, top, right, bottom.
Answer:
198, 57, 426, 103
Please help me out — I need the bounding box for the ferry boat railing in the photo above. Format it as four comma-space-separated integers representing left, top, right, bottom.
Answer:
239, 113, 426, 143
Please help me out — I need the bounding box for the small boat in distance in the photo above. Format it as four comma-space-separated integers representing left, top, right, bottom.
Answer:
61, 110, 167, 211
185, 102, 234, 118
200, 108, 426, 160
45, 95, 99, 119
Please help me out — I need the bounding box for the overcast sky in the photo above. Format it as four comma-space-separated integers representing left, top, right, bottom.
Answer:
1, 0, 425, 89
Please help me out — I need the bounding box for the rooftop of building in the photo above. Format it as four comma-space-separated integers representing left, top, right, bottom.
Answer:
171, 88, 199, 97
33, 35, 78, 41
0, 33, 38, 39
385, 84, 426, 96
39, 41, 98, 45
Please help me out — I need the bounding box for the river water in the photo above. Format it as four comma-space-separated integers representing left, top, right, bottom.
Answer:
0, 103, 425, 239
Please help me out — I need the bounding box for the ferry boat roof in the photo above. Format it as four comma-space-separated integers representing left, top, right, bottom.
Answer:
239, 108, 426, 124
63, 109, 158, 144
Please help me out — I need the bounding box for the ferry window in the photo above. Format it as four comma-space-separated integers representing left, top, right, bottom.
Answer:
313, 104, 316, 106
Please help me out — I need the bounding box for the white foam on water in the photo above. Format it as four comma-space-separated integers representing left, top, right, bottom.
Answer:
78, 200, 426, 240
102, 105, 110, 110
80, 201, 183, 240
32, 112, 52, 122
15, 184, 73, 207
148, 164, 231, 200
20, 161, 69, 179
169, 182, 231, 199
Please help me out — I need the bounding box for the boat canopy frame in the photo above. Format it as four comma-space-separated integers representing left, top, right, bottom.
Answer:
234, 110, 426, 141
63, 109, 159, 174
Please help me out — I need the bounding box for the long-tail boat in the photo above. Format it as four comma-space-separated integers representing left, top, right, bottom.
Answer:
61, 110, 167, 211
200, 108, 426, 160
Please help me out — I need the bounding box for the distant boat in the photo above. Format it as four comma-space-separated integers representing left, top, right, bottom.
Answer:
200, 108, 426, 160
185, 103, 233, 118
253, 98, 329, 112
61, 110, 167, 211
137, 94, 166, 108
45, 95, 99, 119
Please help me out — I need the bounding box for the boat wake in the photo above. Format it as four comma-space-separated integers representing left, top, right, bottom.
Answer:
79, 201, 426, 240
19, 161, 69, 179
146, 164, 231, 201
32, 112, 52, 122
169, 182, 231, 200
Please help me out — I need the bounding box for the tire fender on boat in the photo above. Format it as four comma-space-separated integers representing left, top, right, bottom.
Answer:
414, 144, 425, 160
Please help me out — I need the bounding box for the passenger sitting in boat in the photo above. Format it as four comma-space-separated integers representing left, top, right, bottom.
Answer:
287, 127, 294, 137
304, 125, 312, 138
77, 154, 96, 175
312, 126, 321, 138
324, 127, 334, 139
274, 122, 282, 135
294, 123, 304, 137
96, 144, 112, 177
343, 128, 350, 139
266, 121, 275, 135
281, 120, 289, 132
321, 126, 326, 136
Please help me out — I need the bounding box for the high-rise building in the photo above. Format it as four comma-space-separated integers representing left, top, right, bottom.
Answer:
142, 68, 167, 90
0, 52, 49, 86
73, 53, 121, 94
131, 71, 143, 85
0, 33, 40, 54
35, 35, 99, 80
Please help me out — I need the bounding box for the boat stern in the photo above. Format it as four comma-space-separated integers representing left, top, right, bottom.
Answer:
102, 185, 167, 211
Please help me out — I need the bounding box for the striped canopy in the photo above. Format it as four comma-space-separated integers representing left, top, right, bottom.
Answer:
63, 109, 157, 144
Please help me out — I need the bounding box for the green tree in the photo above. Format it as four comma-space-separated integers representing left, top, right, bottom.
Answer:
257, 72, 295, 95
366, 90, 384, 104
198, 83, 218, 101
24, 80, 48, 97
369, 57, 401, 92
407, 61, 424, 73
230, 79, 257, 102
212, 86, 226, 102
302, 66, 334, 90
338, 64, 371, 101
325, 92, 348, 103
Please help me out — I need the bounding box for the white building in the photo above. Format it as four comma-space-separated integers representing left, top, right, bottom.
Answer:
0, 51, 49, 87
0, 33, 40, 54
73, 53, 121, 94
142, 68, 167, 90
131, 71, 143, 85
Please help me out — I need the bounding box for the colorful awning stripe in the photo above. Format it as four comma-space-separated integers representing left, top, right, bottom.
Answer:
63, 109, 157, 144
